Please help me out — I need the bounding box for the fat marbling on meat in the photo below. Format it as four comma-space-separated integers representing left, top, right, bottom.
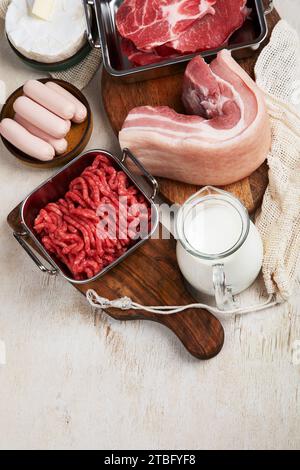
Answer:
116, 0, 216, 52
166, 0, 250, 53
119, 50, 271, 186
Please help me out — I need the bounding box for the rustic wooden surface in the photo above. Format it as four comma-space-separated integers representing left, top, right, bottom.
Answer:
102, 3, 280, 212
0, 0, 300, 450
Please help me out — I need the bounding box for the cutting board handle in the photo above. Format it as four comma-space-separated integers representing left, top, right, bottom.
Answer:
108, 308, 224, 360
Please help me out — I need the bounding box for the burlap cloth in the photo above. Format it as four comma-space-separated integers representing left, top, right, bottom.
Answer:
0, 0, 102, 90
0, 2, 299, 302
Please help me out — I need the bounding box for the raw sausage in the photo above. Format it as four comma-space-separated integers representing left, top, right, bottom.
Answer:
23, 80, 75, 120
45, 81, 87, 123
0, 118, 55, 161
13, 96, 71, 139
14, 114, 68, 155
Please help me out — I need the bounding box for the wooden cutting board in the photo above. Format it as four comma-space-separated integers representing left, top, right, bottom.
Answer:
102, 5, 280, 213
7, 205, 224, 360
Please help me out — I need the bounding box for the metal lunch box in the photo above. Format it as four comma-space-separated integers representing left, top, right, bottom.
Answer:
83, 0, 274, 82
13, 149, 159, 285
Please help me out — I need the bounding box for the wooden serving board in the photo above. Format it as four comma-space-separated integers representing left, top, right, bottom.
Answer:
7, 205, 224, 361
102, 5, 280, 213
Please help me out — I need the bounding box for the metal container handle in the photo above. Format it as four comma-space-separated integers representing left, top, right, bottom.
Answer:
264, 0, 274, 15
121, 148, 159, 201
82, 0, 101, 49
14, 231, 58, 276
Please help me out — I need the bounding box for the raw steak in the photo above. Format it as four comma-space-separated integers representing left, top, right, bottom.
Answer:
119, 50, 271, 186
116, 0, 216, 51
167, 0, 250, 53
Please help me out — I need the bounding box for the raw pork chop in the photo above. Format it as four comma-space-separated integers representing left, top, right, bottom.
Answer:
119, 50, 271, 186
116, 0, 216, 51
167, 0, 250, 53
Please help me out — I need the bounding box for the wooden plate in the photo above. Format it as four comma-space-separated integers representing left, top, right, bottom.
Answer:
0, 79, 93, 169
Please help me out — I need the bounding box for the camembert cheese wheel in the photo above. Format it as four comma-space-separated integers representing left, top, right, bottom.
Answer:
6, 0, 87, 64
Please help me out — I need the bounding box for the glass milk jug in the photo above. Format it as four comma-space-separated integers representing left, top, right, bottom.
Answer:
176, 187, 264, 310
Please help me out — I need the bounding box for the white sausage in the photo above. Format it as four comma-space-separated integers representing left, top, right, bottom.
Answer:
23, 80, 76, 120
0, 118, 55, 161
13, 96, 71, 139
14, 114, 68, 155
45, 81, 88, 123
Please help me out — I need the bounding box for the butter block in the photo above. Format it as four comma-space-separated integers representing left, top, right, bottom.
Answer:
32, 0, 56, 21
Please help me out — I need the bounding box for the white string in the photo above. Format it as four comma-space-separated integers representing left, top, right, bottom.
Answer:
86, 289, 280, 320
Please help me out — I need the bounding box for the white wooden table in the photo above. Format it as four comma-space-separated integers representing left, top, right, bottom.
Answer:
0, 1, 299, 450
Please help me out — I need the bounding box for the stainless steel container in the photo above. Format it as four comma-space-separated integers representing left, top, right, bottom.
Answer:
83, 0, 274, 82
14, 149, 159, 285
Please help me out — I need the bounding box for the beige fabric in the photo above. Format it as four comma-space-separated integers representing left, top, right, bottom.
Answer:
255, 20, 300, 300
0, 0, 9, 18
0, 0, 102, 90
51, 48, 102, 91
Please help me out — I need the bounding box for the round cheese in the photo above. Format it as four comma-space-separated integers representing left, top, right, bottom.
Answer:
6, 0, 87, 64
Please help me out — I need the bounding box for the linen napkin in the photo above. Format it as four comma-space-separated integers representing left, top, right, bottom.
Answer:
255, 20, 300, 301
0, 0, 102, 90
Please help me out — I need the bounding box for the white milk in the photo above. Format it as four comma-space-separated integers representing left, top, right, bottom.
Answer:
176, 188, 263, 305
